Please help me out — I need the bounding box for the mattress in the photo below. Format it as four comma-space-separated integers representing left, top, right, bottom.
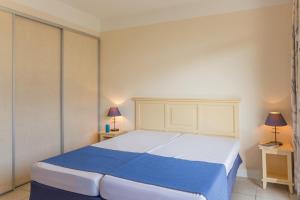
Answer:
31, 163, 102, 196
100, 133, 240, 200
31, 130, 180, 196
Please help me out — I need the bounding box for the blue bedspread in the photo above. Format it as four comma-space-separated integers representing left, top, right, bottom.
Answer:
44, 146, 141, 174
111, 153, 229, 200
44, 146, 237, 200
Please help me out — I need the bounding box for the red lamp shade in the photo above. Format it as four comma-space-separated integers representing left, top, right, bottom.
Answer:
107, 107, 121, 117
264, 112, 287, 127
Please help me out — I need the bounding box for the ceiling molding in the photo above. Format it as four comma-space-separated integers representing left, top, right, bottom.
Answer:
101, 0, 290, 31
1, 0, 290, 33
0, 0, 101, 34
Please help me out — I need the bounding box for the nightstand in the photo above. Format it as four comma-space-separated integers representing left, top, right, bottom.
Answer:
99, 131, 124, 141
259, 143, 294, 193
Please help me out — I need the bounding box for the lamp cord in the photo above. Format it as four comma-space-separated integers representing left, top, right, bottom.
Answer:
275, 126, 277, 143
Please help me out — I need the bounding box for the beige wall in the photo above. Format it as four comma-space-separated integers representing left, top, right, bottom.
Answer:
100, 4, 292, 178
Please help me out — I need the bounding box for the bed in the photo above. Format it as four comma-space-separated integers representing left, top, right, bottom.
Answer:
30, 98, 241, 200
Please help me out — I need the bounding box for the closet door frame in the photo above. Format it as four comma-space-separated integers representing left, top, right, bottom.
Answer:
0, 5, 100, 193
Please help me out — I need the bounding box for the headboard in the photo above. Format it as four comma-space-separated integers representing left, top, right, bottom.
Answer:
134, 98, 240, 138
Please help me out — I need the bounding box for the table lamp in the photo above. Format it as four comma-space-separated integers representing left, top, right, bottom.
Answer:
264, 112, 287, 146
107, 107, 121, 132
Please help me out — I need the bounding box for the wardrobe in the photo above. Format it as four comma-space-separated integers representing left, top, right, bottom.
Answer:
0, 10, 99, 194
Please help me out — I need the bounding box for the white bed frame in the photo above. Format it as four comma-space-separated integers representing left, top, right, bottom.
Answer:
134, 98, 240, 138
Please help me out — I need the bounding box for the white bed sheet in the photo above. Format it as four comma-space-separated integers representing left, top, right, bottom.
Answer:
100, 133, 240, 200
31, 130, 180, 196
149, 133, 240, 175
92, 130, 181, 152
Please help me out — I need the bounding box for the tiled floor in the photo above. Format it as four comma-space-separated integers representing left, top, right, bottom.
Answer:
0, 183, 30, 200
0, 177, 298, 200
232, 178, 298, 200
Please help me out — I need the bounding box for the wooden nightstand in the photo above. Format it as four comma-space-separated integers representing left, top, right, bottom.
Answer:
259, 143, 294, 193
99, 131, 124, 141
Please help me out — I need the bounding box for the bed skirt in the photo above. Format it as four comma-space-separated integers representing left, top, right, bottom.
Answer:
29, 181, 102, 200
227, 154, 242, 199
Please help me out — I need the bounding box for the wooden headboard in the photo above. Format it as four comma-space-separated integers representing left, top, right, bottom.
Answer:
134, 98, 240, 138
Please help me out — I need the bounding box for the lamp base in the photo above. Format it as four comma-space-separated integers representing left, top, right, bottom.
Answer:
262, 141, 283, 147
110, 128, 119, 132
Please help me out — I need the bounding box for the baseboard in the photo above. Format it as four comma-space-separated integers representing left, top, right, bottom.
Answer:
237, 168, 248, 177
237, 168, 260, 180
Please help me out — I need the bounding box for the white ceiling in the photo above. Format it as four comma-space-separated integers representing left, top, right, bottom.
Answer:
58, 0, 289, 31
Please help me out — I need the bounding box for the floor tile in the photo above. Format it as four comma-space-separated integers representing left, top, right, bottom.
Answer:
231, 193, 255, 200
255, 183, 291, 200
17, 183, 30, 192
288, 194, 298, 200
233, 177, 258, 196
0, 189, 29, 200
255, 196, 291, 200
